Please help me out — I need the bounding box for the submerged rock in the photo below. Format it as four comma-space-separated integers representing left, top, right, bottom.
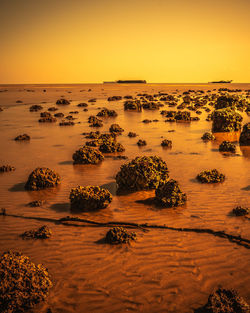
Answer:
161, 139, 172, 147
212, 108, 242, 132
105, 227, 136, 244
201, 132, 215, 141
195, 288, 250, 313
109, 124, 124, 134
232, 206, 249, 216
239, 123, 250, 146
39, 116, 57, 123
59, 120, 75, 126
219, 141, 236, 153
54, 112, 64, 118
14, 134, 30, 141
29, 105, 43, 112
20, 225, 52, 239
0, 165, 15, 172
99, 140, 125, 153
69, 185, 112, 210
128, 132, 137, 137
72, 146, 104, 164
108, 96, 122, 101
124, 100, 142, 111
56, 98, 70, 105
196, 169, 225, 183
0, 251, 52, 313
25, 167, 61, 190
116, 156, 169, 191
155, 179, 187, 207
96, 108, 117, 117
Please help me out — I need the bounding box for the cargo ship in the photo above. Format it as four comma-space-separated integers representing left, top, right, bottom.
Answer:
103, 80, 147, 84
209, 80, 233, 83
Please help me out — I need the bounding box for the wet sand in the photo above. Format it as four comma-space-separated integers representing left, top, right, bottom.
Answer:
0, 83, 249, 312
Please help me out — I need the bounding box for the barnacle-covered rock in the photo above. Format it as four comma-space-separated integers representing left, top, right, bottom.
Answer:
109, 124, 124, 134
219, 141, 236, 153
72, 146, 104, 164
196, 169, 225, 183
29, 105, 43, 112
14, 134, 30, 141
161, 139, 172, 147
96, 108, 117, 117
116, 156, 169, 191
99, 140, 125, 153
239, 123, 250, 146
124, 100, 142, 111
212, 108, 242, 132
155, 179, 187, 207
0, 251, 52, 313
232, 206, 249, 216
215, 95, 237, 110
105, 227, 136, 244
25, 167, 61, 190
128, 132, 137, 137
69, 185, 112, 210
175, 111, 191, 121
137, 139, 147, 146
201, 132, 215, 141
28, 200, 45, 207
142, 102, 161, 110
20, 225, 52, 239
56, 98, 70, 105
195, 288, 250, 313
0, 165, 15, 172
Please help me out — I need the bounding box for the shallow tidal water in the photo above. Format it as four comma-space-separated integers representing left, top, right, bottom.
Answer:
0, 83, 249, 313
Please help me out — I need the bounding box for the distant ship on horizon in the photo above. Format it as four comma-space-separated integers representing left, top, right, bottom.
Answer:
103, 80, 147, 84
209, 80, 233, 83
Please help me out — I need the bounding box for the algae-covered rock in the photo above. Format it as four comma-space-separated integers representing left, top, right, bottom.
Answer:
21, 225, 52, 239
195, 288, 250, 313
212, 108, 242, 132
201, 132, 215, 141
96, 108, 117, 117
69, 185, 112, 210
239, 123, 250, 146
142, 102, 161, 110
56, 98, 70, 105
14, 134, 30, 141
0, 251, 52, 313
72, 146, 104, 164
39, 116, 57, 123
99, 140, 125, 153
232, 206, 249, 216
124, 100, 142, 111
161, 139, 172, 147
0, 165, 15, 172
219, 141, 236, 153
88, 116, 103, 127
155, 179, 187, 207
108, 96, 122, 101
105, 227, 136, 244
25, 167, 61, 190
196, 169, 225, 183
59, 120, 75, 126
29, 105, 43, 112
175, 111, 191, 121
109, 124, 124, 134
137, 139, 147, 146
116, 156, 169, 191
28, 200, 45, 207
54, 112, 64, 118
128, 132, 137, 137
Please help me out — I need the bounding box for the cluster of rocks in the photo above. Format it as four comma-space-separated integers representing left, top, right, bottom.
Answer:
105, 227, 136, 244
196, 169, 225, 183
69, 185, 112, 211
25, 167, 61, 190
56, 99, 70, 105
20, 225, 52, 239
73, 146, 104, 164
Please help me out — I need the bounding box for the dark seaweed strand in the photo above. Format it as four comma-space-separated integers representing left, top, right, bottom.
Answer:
1, 210, 250, 249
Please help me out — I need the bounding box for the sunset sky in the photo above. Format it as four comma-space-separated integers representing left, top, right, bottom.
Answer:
0, 0, 250, 83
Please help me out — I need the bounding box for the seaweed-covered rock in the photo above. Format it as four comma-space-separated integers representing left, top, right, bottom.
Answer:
20, 225, 52, 239
0, 251, 52, 313
161, 139, 172, 147
128, 132, 137, 137
232, 206, 249, 216
25, 167, 61, 190
72, 146, 104, 164
196, 169, 225, 183
195, 288, 250, 313
239, 123, 250, 146
96, 108, 117, 117
201, 132, 215, 141
28, 200, 45, 207
105, 227, 136, 244
14, 134, 30, 141
175, 111, 191, 121
219, 141, 236, 153
116, 156, 169, 191
155, 179, 187, 207
142, 102, 161, 110
215, 95, 237, 110
56, 98, 70, 105
109, 124, 124, 134
0, 165, 15, 172
212, 108, 242, 132
137, 139, 147, 146
99, 140, 125, 153
39, 116, 57, 123
124, 100, 142, 111
29, 105, 43, 112
69, 185, 112, 210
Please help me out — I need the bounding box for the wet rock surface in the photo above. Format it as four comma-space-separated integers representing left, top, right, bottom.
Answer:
239, 123, 250, 146
212, 108, 242, 132
25, 167, 61, 190
20, 225, 52, 239
155, 179, 187, 207
27, 200, 45, 207
73, 146, 104, 164
219, 141, 236, 153
201, 132, 215, 141
196, 169, 225, 183
105, 227, 137, 244
70, 185, 112, 211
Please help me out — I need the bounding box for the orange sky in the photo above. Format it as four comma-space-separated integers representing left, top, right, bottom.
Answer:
0, 0, 250, 83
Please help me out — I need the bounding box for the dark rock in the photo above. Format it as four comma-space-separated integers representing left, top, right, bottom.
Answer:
109, 124, 124, 134
137, 139, 147, 146
56, 99, 70, 105
25, 167, 61, 190
219, 141, 236, 153
0, 165, 15, 172
161, 139, 172, 147
28, 200, 45, 207
14, 134, 30, 141
155, 179, 187, 207
48, 107, 58, 112
39, 117, 57, 123
232, 206, 249, 216
196, 169, 225, 183
239, 123, 250, 146
105, 227, 136, 244
96, 108, 117, 117
107, 96, 122, 101
72, 146, 104, 164
29, 105, 43, 112
59, 120, 75, 126
54, 112, 64, 118
99, 140, 125, 153
212, 108, 242, 132
77, 103, 88, 107
20, 225, 52, 239
128, 132, 137, 137
201, 132, 215, 141
124, 100, 142, 111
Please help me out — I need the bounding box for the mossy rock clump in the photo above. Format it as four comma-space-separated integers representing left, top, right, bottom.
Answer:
72, 146, 104, 164
54, 112, 64, 118
39, 116, 57, 123
116, 156, 169, 191
201, 132, 215, 141
109, 124, 124, 134
28, 200, 45, 207
0, 251, 52, 313
14, 134, 30, 141
142, 102, 161, 110
215, 95, 237, 110
0, 165, 15, 172
175, 111, 191, 121
232, 206, 249, 216
124, 100, 142, 111
56, 98, 70, 105
40, 112, 52, 118
161, 139, 172, 147
99, 140, 125, 153
96, 108, 117, 117
212, 108, 242, 132
25, 167, 61, 190
137, 139, 147, 146
196, 169, 225, 183
21, 225, 52, 239
107, 96, 122, 101
105, 227, 136, 244
69, 185, 112, 211
239, 123, 250, 146
59, 120, 75, 126
29, 105, 43, 112
219, 141, 236, 153
155, 179, 187, 207
195, 288, 250, 313
128, 132, 137, 137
